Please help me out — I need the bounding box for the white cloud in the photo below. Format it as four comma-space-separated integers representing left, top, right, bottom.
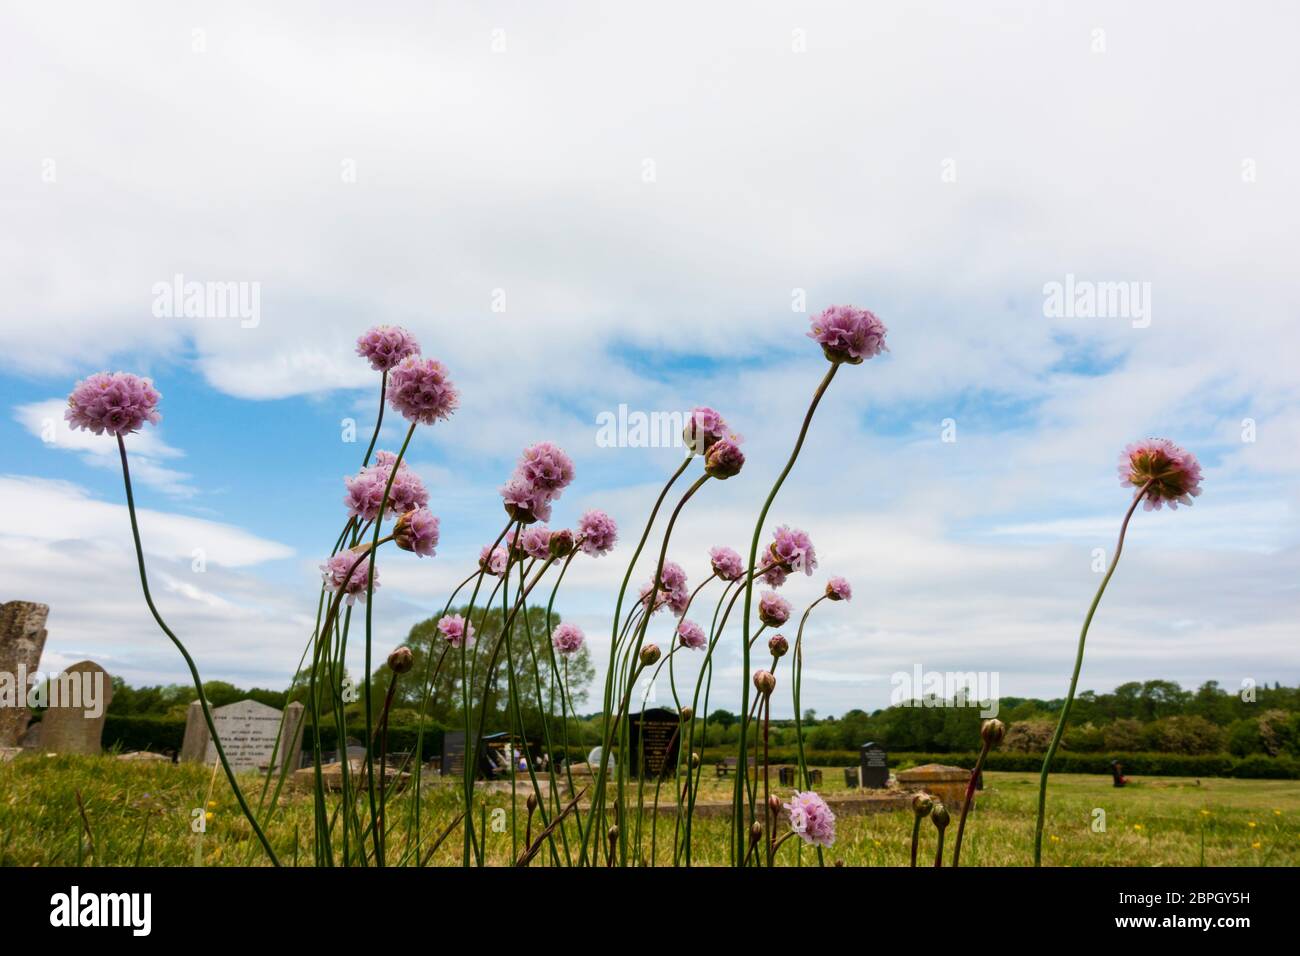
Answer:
0, 475, 292, 567
1, 2, 1297, 712
14, 398, 196, 497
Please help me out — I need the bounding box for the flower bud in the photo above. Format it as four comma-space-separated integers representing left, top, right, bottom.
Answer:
753, 669, 777, 696
704, 438, 745, 479
679, 706, 693, 722
767, 634, 789, 658
912, 793, 933, 818
767, 794, 783, 816
526, 792, 538, 813
749, 821, 763, 844
548, 528, 576, 558
639, 644, 661, 667
690, 752, 700, 768
386, 646, 414, 675
930, 802, 950, 830
981, 718, 1006, 749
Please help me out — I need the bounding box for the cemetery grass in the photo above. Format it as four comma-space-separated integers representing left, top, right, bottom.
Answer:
1, 757, 1297, 867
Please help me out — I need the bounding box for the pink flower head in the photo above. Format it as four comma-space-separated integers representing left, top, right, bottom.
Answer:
704, 438, 745, 479
1118, 438, 1204, 511
578, 509, 618, 557
393, 507, 439, 557
356, 325, 420, 372
683, 406, 729, 455
808, 305, 888, 365
519, 525, 552, 561
709, 546, 744, 582
784, 790, 836, 848
826, 576, 852, 601
659, 561, 688, 591
769, 525, 818, 576
677, 619, 707, 650
344, 453, 428, 521
65, 372, 162, 437
438, 613, 474, 649
500, 476, 553, 524
321, 551, 377, 605
551, 622, 585, 656
387, 356, 458, 425
758, 590, 791, 627
759, 555, 789, 589
516, 442, 575, 496
479, 544, 509, 576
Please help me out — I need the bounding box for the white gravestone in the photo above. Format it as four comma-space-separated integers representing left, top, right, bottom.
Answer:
181, 699, 304, 773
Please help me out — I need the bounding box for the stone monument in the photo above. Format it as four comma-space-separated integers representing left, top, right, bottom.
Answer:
180, 698, 305, 774
0, 601, 49, 747
39, 660, 113, 755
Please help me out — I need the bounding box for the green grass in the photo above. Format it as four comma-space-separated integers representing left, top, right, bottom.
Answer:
1, 755, 1295, 866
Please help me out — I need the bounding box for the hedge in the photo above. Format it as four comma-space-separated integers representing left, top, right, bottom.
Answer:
94, 718, 1300, 779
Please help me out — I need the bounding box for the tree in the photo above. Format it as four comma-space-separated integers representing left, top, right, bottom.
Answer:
367, 603, 595, 736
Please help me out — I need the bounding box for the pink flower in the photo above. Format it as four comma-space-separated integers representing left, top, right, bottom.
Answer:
479, 545, 509, 576
677, 619, 707, 650
551, 622, 585, 656
321, 551, 377, 605
356, 325, 420, 372
704, 438, 745, 479
759, 556, 789, 589
769, 525, 817, 576
659, 561, 688, 591
683, 406, 729, 455
808, 305, 888, 365
758, 590, 791, 627
500, 476, 553, 524
438, 614, 474, 648
344, 453, 428, 521
709, 546, 744, 582
578, 509, 618, 557
393, 508, 439, 557
387, 356, 458, 425
784, 790, 836, 848
65, 372, 162, 437
516, 442, 575, 496
826, 576, 852, 601
520, 525, 552, 561
1118, 438, 1204, 511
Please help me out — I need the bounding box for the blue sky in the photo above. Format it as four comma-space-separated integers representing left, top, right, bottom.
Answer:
2, 1, 1297, 717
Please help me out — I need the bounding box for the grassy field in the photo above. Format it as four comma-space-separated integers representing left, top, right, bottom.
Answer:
1, 755, 1296, 866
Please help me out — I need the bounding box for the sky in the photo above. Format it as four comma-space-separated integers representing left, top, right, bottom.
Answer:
1, 1, 1297, 719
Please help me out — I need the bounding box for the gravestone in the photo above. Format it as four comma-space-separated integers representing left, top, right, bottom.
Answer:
180, 699, 304, 774
440, 730, 468, 777
40, 660, 113, 755
0, 602, 49, 747
628, 707, 680, 778
859, 741, 889, 789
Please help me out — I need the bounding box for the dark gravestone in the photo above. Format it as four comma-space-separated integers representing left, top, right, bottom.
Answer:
628, 707, 680, 778
859, 741, 889, 789
441, 730, 469, 777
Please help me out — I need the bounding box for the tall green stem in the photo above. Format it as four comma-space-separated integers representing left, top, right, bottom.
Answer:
1032, 480, 1151, 866
734, 361, 839, 863
116, 436, 280, 866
